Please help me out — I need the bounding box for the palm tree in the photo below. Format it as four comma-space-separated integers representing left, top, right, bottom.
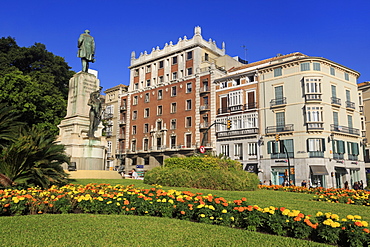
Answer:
0, 127, 70, 188
0, 103, 24, 148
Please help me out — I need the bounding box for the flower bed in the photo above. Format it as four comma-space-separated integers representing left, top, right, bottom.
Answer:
259, 185, 370, 206
1, 184, 369, 246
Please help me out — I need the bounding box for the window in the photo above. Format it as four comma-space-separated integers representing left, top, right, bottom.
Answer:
221, 81, 227, 88
172, 56, 177, 65
333, 140, 345, 154
132, 110, 137, 120
307, 138, 325, 157
170, 136, 176, 149
204, 53, 209, 61
305, 78, 321, 93
220, 144, 229, 157
187, 51, 193, 60
146, 65, 151, 73
159, 60, 164, 69
172, 72, 177, 80
346, 90, 351, 102
300, 62, 310, 71
274, 67, 282, 77
131, 140, 136, 152
170, 119, 176, 129
186, 82, 192, 93
185, 134, 192, 148
187, 67, 193, 76
330, 67, 335, 76
333, 111, 339, 127
133, 96, 138, 105
159, 76, 164, 83
306, 106, 323, 122
171, 86, 177, 96
143, 139, 149, 151
347, 141, 359, 160
344, 72, 349, 81
144, 123, 149, 133
276, 112, 285, 129
157, 105, 163, 115
145, 93, 150, 103
134, 83, 138, 90
348, 115, 353, 129
267, 139, 294, 157
313, 62, 321, 71
171, 102, 177, 113
234, 143, 242, 160
228, 90, 242, 106
132, 125, 137, 135
186, 100, 192, 110
331, 85, 337, 98
248, 143, 257, 156
157, 120, 162, 130
234, 78, 241, 86
158, 90, 163, 100
146, 80, 151, 87
107, 141, 112, 156
185, 117, 192, 128
275, 85, 283, 101
134, 69, 139, 77
144, 108, 149, 118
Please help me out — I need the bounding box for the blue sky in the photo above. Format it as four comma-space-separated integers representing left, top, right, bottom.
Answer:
1, 0, 370, 91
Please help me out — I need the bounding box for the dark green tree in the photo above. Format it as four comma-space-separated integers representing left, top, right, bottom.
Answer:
0, 37, 75, 135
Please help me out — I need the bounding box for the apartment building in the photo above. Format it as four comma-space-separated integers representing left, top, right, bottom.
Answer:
214, 63, 260, 172
122, 27, 243, 171
102, 84, 128, 170
357, 82, 370, 174
257, 53, 366, 188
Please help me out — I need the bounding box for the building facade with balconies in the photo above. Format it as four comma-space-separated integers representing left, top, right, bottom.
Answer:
214, 61, 260, 172
123, 27, 243, 172
258, 53, 366, 188
102, 84, 128, 170
357, 82, 370, 175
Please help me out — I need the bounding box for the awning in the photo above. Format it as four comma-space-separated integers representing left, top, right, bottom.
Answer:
335, 167, 348, 174
310, 166, 329, 175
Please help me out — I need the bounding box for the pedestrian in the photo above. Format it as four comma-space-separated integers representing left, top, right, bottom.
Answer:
132, 169, 138, 179
344, 181, 349, 190
353, 182, 359, 190
359, 180, 364, 190
301, 180, 307, 187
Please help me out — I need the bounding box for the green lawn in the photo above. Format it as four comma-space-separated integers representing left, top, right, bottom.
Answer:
1, 179, 367, 246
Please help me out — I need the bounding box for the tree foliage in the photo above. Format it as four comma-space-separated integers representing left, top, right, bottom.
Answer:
0, 37, 75, 135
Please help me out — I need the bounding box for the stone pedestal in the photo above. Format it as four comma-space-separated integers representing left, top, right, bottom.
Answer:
57, 72, 107, 170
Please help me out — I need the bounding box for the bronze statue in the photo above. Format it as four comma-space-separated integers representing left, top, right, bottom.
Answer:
78, 30, 95, 72
87, 87, 102, 138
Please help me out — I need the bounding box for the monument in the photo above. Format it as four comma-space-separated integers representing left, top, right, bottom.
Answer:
57, 30, 107, 171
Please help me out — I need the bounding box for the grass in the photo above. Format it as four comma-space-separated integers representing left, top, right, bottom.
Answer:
0, 214, 329, 247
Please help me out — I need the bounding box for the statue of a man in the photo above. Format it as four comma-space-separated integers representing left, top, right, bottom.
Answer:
87, 87, 102, 138
78, 30, 95, 72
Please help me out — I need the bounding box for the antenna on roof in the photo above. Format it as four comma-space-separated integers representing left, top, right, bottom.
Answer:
241, 45, 247, 62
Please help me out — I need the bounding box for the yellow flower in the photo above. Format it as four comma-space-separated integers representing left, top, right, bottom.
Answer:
354, 215, 362, 220
200, 214, 205, 218
230, 216, 235, 221
347, 215, 354, 220
210, 216, 214, 220
362, 221, 369, 227
107, 201, 112, 204
161, 198, 167, 203
168, 199, 174, 204
222, 209, 227, 213
209, 205, 215, 210
197, 204, 204, 209
286, 220, 289, 222
282, 209, 290, 215
316, 212, 323, 217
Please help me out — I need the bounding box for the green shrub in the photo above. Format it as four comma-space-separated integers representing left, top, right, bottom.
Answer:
164, 156, 241, 171
144, 167, 259, 191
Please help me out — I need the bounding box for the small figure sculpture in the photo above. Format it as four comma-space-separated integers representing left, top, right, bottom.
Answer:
78, 30, 95, 72
87, 87, 102, 138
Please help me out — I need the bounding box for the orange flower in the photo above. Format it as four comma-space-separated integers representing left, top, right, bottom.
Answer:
294, 217, 301, 222
355, 221, 363, 227
222, 203, 228, 207
342, 227, 346, 230
241, 197, 247, 201
4, 204, 10, 208
180, 211, 186, 215
49, 204, 54, 208
363, 228, 369, 233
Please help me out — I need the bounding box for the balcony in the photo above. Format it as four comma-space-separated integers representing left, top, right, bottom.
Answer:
199, 122, 210, 129
270, 97, 287, 108
107, 120, 113, 126
200, 86, 210, 94
307, 122, 324, 131
345, 101, 355, 110
244, 102, 257, 111
120, 105, 127, 111
104, 113, 114, 119
216, 128, 258, 138
118, 120, 126, 125
217, 103, 258, 114
333, 153, 344, 160
305, 94, 322, 102
218, 108, 229, 114
271, 152, 294, 159
106, 131, 113, 137
309, 151, 324, 158
199, 104, 210, 111
229, 104, 243, 112
331, 97, 341, 107
118, 134, 125, 140
348, 154, 358, 161
266, 124, 294, 134
330, 124, 360, 136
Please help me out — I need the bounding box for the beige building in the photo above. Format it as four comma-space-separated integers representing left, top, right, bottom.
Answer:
257, 53, 365, 188
102, 84, 128, 170
357, 82, 370, 174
